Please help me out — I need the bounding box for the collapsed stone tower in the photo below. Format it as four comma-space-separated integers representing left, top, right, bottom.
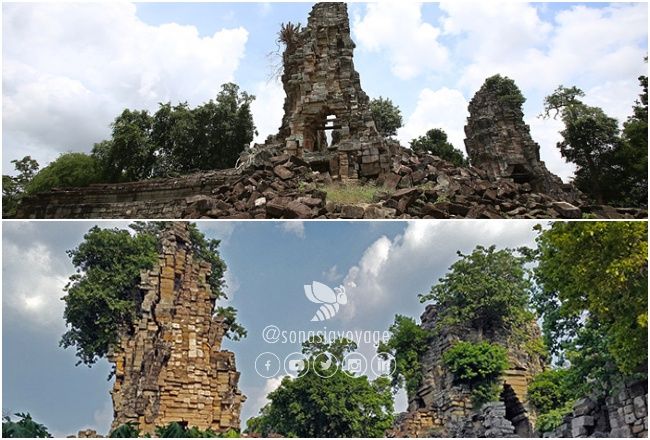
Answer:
275, 2, 392, 179
108, 223, 244, 434
390, 304, 545, 438
464, 76, 574, 201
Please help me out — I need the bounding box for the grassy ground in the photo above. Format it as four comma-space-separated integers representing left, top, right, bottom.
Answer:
320, 182, 389, 204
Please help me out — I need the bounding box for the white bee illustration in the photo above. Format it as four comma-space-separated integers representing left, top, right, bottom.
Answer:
304, 281, 348, 321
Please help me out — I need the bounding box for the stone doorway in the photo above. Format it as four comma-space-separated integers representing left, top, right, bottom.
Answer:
501, 383, 533, 437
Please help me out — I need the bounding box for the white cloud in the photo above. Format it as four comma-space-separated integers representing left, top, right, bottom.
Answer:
322, 265, 342, 283
340, 221, 540, 321
398, 87, 469, 152
251, 375, 287, 415
250, 79, 285, 144
279, 221, 305, 239
2, 240, 69, 331
3, 2, 249, 172
353, 2, 448, 80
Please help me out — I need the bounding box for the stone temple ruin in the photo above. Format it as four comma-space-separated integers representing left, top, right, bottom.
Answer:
389, 304, 545, 438
464, 77, 573, 200
268, 2, 392, 179
108, 223, 244, 435
13, 2, 647, 219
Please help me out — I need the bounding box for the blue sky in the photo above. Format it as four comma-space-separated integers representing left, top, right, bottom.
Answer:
2, 219, 546, 436
2, 2, 647, 181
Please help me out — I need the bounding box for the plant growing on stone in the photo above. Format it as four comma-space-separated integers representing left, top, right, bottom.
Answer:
442, 341, 509, 408
61, 222, 245, 367
378, 314, 432, 399
535, 401, 574, 434
419, 245, 535, 336
527, 369, 575, 414
26, 152, 105, 195
482, 74, 526, 109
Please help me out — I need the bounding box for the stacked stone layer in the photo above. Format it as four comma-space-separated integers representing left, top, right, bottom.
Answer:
108, 223, 244, 435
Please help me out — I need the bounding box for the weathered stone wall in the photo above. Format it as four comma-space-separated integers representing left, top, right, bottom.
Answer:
544, 380, 648, 438
389, 304, 545, 437
464, 77, 575, 202
108, 223, 244, 435
15, 148, 646, 219
276, 2, 391, 179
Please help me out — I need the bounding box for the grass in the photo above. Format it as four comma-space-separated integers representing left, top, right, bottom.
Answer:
320, 182, 388, 204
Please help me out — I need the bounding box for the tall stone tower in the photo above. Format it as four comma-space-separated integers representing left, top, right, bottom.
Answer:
277, 2, 391, 179
108, 223, 244, 435
464, 76, 575, 201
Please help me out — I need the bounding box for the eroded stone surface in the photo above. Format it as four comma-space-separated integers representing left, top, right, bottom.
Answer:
108, 223, 244, 435
388, 304, 545, 438
464, 77, 576, 202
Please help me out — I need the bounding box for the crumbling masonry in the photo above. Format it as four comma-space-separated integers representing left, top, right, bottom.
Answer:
464, 77, 576, 201
108, 223, 244, 434
389, 304, 545, 438
273, 2, 392, 179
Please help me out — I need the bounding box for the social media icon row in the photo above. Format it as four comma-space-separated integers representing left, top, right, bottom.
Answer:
254, 351, 396, 378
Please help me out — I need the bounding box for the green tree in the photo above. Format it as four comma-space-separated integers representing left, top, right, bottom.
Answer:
150, 102, 195, 176
370, 97, 403, 137
410, 128, 467, 166
542, 86, 622, 204
533, 222, 648, 388
419, 245, 534, 335
443, 341, 509, 408
190, 83, 256, 171
26, 153, 104, 194
2, 155, 39, 217
527, 369, 575, 414
247, 338, 394, 437
616, 71, 648, 206
61, 222, 244, 367
93, 109, 156, 182
377, 314, 432, 398
2, 413, 52, 438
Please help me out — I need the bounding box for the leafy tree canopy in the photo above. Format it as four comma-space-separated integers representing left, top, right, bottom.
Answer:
2, 413, 52, 438
410, 128, 468, 166
61, 222, 244, 368
370, 97, 403, 137
533, 222, 648, 387
419, 245, 535, 334
26, 153, 104, 195
2, 155, 39, 217
377, 314, 432, 399
93, 83, 256, 182
246, 338, 394, 437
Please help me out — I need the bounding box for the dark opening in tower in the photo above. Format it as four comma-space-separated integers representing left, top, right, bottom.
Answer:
501, 383, 533, 437
509, 164, 534, 184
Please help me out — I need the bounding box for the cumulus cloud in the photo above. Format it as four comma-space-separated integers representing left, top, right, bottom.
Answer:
2, 237, 69, 331
340, 220, 540, 321
3, 2, 248, 173
398, 87, 469, 152
250, 78, 285, 144
353, 2, 448, 80
279, 221, 305, 239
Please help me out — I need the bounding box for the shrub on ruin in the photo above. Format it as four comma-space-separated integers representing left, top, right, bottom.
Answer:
378, 314, 432, 399
419, 245, 535, 334
443, 341, 509, 408
482, 74, 526, 109
528, 369, 575, 414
